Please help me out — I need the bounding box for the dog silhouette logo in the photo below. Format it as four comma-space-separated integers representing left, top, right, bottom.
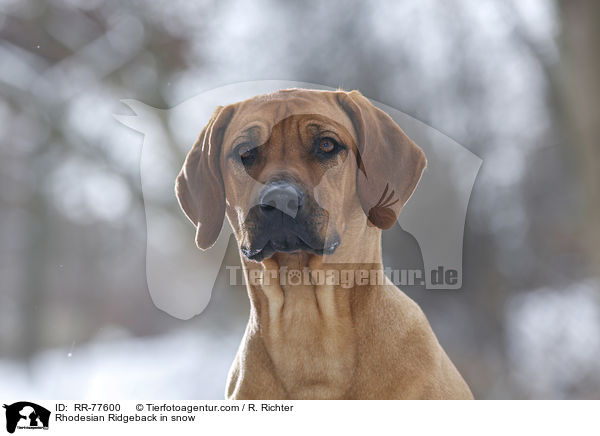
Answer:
115, 80, 482, 320
3, 402, 50, 434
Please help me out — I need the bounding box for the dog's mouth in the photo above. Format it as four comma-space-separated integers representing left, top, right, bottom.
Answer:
241, 233, 340, 262
240, 199, 339, 262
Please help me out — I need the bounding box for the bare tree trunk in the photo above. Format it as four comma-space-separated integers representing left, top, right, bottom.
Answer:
18, 177, 47, 361
560, 0, 600, 278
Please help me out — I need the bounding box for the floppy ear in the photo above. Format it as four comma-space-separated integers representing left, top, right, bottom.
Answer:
337, 90, 427, 229
175, 105, 234, 249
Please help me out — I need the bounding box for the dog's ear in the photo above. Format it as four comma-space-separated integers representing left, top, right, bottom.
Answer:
175, 105, 234, 249
337, 90, 426, 229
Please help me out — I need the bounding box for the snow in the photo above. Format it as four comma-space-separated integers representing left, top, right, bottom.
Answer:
0, 327, 240, 399
506, 280, 600, 398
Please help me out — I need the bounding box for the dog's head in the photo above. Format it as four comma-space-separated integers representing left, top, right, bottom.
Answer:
175, 89, 426, 262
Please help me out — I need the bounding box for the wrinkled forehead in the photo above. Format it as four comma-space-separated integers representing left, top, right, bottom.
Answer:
223, 91, 355, 147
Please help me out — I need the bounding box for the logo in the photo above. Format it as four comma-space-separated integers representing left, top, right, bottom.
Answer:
115, 80, 482, 319
3, 402, 50, 434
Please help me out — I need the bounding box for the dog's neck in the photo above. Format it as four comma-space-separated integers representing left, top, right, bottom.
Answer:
241, 223, 384, 323
238, 225, 384, 399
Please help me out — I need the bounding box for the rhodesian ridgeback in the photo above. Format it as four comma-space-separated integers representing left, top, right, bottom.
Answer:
175, 88, 473, 399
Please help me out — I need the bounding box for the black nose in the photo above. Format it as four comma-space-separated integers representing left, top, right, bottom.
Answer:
258, 181, 304, 218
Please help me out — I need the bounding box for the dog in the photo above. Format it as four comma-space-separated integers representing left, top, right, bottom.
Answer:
175, 88, 473, 399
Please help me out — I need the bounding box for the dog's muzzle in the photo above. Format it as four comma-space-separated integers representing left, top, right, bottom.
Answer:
241, 180, 339, 261
258, 181, 304, 219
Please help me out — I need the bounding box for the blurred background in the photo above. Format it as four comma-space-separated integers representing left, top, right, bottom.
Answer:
1, 0, 599, 399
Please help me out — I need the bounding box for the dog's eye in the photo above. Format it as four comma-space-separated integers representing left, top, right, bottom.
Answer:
235, 143, 258, 165
318, 138, 337, 154
238, 145, 253, 159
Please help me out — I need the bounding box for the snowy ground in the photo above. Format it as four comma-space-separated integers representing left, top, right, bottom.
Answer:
0, 327, 240, 400
506, 280, 600, 398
